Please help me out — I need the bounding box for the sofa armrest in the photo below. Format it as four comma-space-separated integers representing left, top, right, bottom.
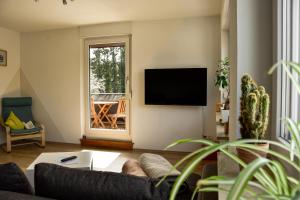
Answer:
0, 163, 34, 195
198, 162, 218, 200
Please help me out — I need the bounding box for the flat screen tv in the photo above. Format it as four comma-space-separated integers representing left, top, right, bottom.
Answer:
145, 68, 207, 106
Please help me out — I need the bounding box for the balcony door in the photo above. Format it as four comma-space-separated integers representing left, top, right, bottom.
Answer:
84, 36, 131, 141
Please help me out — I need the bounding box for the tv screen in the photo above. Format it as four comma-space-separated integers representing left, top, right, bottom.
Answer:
145, 68, 207, 106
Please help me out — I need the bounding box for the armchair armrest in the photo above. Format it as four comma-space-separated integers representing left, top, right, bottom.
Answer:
0, 116, 10, 134
35, 121, 45, 131
0, 116, 5, 127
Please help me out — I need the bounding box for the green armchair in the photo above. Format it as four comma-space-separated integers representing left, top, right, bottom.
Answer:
0, 97, 45, 152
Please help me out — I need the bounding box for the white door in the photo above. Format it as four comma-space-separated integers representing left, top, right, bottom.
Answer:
84, 36, 131, 141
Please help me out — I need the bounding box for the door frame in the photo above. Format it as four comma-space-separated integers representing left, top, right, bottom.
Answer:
84, 35, 132, 141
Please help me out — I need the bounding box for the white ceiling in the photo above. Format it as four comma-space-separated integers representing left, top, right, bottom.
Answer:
0, 0, 221, 32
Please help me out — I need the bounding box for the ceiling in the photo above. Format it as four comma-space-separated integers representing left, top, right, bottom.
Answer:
0, 0, 221, 32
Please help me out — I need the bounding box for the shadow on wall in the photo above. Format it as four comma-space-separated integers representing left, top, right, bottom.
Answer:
0, 69, 21, 144
20, 69, 65, 143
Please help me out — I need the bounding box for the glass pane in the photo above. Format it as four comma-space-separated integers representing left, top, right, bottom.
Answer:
89, 45, 126, 130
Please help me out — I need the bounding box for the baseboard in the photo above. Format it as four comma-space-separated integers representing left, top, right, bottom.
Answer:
80, 136, 134, 150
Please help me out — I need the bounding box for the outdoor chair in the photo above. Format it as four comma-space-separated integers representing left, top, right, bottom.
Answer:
90, 96, 101, 128
0, 97, 46, 152
108, 97, 126, 129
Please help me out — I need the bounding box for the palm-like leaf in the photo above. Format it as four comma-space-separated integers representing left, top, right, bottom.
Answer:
162, 61, 300, 199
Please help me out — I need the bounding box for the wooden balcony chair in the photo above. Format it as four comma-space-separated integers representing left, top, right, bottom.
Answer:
108, 97, 126, 129
90, 96, 100, 128
0, 97, 46, 153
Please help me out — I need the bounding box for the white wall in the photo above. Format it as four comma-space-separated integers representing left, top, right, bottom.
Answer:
221, 30, 229, 59
228, 0, 238, 141
21, 17, 220, 151
131, 18, 220, 151
0, 27, 21, 143
229, 0, 273, 140
0, 27, 21, 99
21, 28, 81, 144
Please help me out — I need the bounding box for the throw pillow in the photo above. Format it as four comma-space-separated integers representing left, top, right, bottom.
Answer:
5, 111, 25, 130
0, 163, 33, 195
23, 121, 35, 129
139, 153, 181, 178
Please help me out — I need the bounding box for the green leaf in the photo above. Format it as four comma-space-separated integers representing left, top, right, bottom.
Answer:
169, 144, 222, 200
227, 158, 270, 200
163, 138, 300, 199
284, 118, 300, 160
234, 144, 300, 172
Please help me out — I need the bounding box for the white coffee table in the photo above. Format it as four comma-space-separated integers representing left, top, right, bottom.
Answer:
26, 151, 93, 187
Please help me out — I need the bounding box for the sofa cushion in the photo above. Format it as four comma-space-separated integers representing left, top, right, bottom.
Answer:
0, 190, 51, 200
0, 163, 33, 195
35, 163, 170, 200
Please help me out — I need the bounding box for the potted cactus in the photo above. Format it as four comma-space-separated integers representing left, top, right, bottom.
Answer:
237, 74, 270, 164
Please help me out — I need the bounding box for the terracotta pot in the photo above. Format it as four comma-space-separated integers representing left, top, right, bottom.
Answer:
237, 142, 269, 171
224, 122, 229, 135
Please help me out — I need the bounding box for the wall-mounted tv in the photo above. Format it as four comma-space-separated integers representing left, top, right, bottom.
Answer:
145, 68, 207, 106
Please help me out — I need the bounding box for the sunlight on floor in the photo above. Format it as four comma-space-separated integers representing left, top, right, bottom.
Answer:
81, 150, 121, 170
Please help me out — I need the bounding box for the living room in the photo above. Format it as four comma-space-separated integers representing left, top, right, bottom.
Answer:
0, 0, 299, 200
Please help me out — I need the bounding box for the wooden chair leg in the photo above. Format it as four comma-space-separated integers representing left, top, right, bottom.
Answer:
110, 117, 116, 128
6, 132, 11, 153
111, 117, 118, 129
40, 125, 46, 147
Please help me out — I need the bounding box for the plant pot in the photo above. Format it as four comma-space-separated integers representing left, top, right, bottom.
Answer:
221, 109, 229, 123
224, 122, 229, 135
236, 142, 269, 171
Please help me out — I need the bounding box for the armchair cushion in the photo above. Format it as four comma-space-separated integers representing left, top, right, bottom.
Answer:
5, 112, 25, 130
2, 97, 34, 123
10, 127, 42, 135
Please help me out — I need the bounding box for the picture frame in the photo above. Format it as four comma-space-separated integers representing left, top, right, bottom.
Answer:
0, 49, 7, 66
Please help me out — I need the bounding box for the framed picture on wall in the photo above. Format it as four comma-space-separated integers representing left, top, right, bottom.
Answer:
0, 49, 7, 66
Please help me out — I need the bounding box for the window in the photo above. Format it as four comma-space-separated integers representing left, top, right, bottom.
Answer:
84, 36, 131, 141
276, 0, 300, 141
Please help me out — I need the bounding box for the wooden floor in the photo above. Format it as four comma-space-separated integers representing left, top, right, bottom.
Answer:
0, 142, 215, 174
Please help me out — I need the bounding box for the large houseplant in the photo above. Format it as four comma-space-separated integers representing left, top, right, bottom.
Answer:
237, 74, 270, 164
215, 57, 230, 94
159, 61, 300, 200
215, 57, 230, 133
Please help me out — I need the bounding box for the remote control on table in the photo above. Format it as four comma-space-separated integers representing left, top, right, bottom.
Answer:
60, 156, 77, 163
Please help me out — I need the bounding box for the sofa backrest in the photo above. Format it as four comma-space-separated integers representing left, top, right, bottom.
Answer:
34, 163, 170, 200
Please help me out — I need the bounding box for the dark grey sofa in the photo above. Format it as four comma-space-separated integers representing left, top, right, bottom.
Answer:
0, 162, 217, 200
0, 190, 51, 200
0, 162, 170, 200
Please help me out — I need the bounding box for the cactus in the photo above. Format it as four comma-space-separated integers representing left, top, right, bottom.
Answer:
239, 74, 270, 139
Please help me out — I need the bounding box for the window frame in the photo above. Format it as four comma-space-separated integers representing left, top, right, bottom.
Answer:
275, 0, 300, 143
83, 35, 132, 141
